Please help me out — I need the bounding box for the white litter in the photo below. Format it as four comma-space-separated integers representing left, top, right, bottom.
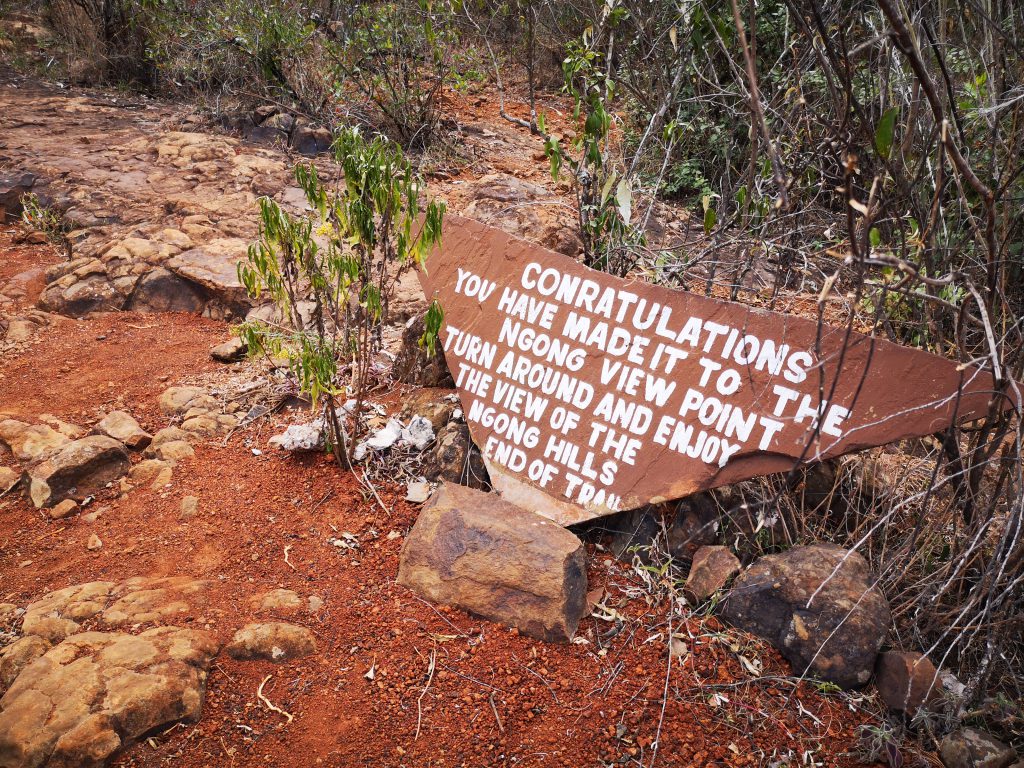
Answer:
401, 416, 435, 449
405, 481, 431, 503
268, 420, 325, 451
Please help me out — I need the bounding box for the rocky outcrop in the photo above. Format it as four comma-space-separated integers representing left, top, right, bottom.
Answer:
721, 544, 891, 689
463, 174, 582, 256
419, 423, 489, 491
398, 483, 587, 642
0, 627, 219, 768
391, 312, 454, 387
28, 436, 130, 508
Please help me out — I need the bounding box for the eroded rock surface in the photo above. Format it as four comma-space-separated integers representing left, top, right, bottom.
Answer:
0, 627, 219, 768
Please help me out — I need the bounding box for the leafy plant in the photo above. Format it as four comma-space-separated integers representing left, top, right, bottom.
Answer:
541, 6, 643, 275
237, 127, 445, 461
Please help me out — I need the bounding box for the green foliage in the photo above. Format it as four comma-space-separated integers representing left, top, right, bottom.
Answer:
20, 193, 69, 247
327, 0, 456, 147
237, 127, 445, 459
541, 11, 643, 275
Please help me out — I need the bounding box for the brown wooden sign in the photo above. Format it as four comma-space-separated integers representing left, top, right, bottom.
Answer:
418, 216, 1003, 526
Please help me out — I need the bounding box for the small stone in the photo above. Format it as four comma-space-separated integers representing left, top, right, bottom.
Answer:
684, 545, 741, 603
225, 622, 316, 662
210, 336, 247, 363
151, 440, 194, 465
939, 729, 1016, 768
49, 499, 79, 519
875, 651, 941, 713
87, 533, 103, 551
128, 458, 173, 489
94, 410, 152, 450
180, 495, 199, 519
158, 385, 205, 416
251, 589, 302, 615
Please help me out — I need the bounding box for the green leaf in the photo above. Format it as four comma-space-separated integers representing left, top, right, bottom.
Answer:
703, 205, 716, 235
874, 107, 899, 161
615, 178, 632, 225
869, 227, 881, 248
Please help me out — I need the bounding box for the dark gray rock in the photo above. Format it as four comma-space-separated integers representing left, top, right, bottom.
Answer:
722, 544, 891, 688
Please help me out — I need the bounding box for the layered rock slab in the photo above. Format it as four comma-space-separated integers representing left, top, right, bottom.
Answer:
398, 483, 587, 642
0, 627, 219, 768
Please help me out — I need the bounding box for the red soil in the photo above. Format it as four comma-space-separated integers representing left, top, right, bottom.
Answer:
0, 232, 886, 767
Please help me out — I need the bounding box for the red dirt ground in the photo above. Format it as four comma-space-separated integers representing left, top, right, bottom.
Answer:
0, 230, 892, 767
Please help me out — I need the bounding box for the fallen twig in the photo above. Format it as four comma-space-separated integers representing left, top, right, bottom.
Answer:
283, 545, 296, 571
257, 675, 294, 724
415, 648, 437, 740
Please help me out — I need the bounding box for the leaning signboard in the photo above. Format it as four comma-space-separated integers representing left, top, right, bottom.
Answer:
418, 216, 1006, 526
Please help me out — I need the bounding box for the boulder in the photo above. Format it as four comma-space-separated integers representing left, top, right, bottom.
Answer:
0, 420, 70, 463
28, 436, 131, 508
398, 483, 587, 642
684, 545, 740, 603
420, 422, 489, 490
39, 273, 122, 316
94, 411, 152, 450
210, 336, 247, 363
392, 312, 454, 387
289, 122, 333, 155
158, 386, 206, 416
609, 493, 719, 565
721, 544, 891, 688
875, 651, 941, 713
939, 729, 1016, 768
225, 622, 316, 662
0, 627, 219, 768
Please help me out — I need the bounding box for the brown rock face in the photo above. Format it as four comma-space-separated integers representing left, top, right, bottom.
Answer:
0, 627, 219, 768
28, 436, 130, 508
721, 544, 891, 689
684, 545, 740, 603
418, 216, 1007, 525
398, 483, 587, 642
875, 651, 941, 713
391, 311, 455, 388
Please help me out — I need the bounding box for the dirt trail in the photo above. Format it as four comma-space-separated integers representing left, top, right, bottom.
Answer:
1, 80, 876, 767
